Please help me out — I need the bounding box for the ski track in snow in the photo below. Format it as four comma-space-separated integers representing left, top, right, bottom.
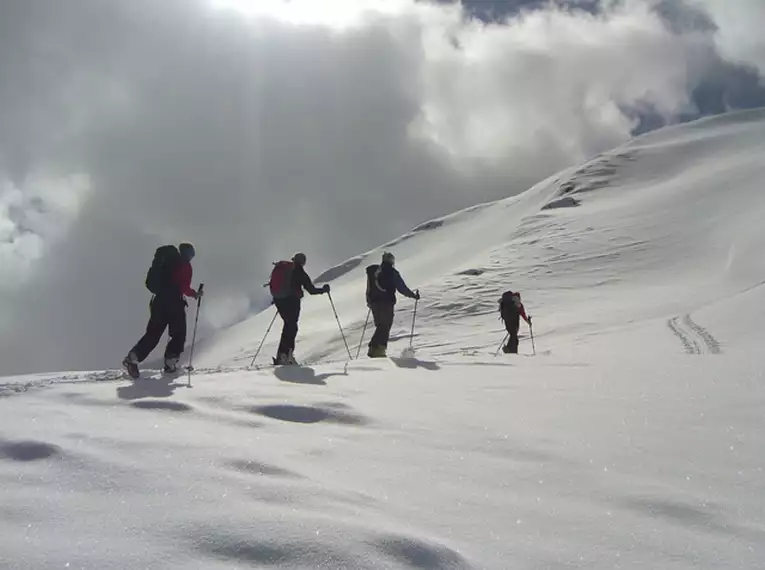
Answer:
667, 314, 722, 355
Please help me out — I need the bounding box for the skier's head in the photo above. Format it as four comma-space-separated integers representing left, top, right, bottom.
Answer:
179, 242, 195, 262
292, 252, 307, 267
382, 251, 395, 265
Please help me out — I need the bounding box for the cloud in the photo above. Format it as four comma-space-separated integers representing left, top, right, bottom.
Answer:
695, 0, 765, 74
0, 0, 761, 374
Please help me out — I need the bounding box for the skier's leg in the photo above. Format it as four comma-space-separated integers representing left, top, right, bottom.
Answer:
368, 303, 393, 357
369, 303, 383, 348
274, 300, 288, 359
275, 298, 300, 362
130, 301, 169, 362
283, 299, 301, 358
508, 331, 519, 354
368, 303, 385, 356
378, 303, 394, 350
504, 314, 520, 353
164, 303, 188, 370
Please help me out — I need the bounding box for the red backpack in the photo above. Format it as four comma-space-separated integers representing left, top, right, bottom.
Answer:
268, 260, 295, 299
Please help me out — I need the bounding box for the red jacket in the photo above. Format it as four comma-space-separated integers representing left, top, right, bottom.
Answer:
518, 302, 530, 325
173, 261, 195, 297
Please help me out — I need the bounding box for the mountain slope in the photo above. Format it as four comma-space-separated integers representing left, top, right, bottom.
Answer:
197, 107, 765, 367
1, 109, 765, 570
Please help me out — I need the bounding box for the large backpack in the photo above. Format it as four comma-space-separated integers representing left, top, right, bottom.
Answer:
145, 245, 182, 296
269, 260, 295, 299
499, 290, 521, 321
366, 263, 393, 303
365, 264, 379, 303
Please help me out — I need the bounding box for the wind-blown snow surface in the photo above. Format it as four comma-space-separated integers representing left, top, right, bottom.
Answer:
2, 109, 765, 569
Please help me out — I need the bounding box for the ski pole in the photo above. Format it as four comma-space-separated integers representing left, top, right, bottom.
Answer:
494, 331, 509, 357
529, 323, 536, 356
355, 308, 371, 360
409, 294, 419, 349
328, 292, 352, 360
186, 283, 204, 385
249, 308, 278, 367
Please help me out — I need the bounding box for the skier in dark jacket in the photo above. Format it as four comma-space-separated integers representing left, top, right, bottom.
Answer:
272, 252, 329, 365
499, 290, 531, 354
365, 251, 419, 358
123, 242, 202, 378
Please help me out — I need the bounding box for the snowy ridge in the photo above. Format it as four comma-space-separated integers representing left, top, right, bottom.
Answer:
2, 109, 765, 569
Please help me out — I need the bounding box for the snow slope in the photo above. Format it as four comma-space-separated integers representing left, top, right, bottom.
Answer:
1, 109, 764, 569
198, 107, 765, 366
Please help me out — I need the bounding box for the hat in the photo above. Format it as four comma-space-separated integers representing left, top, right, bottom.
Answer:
292, 252, 307, 266
382, 251, 395, 264
179, 242, 195, 261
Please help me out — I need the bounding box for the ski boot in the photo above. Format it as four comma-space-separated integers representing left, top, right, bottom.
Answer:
367, 345, 387, 358
122, 352, 140, 380
273, 351, 298, 366
164, 356, 180, 375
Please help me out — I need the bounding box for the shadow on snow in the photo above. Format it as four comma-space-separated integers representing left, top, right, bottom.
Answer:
273, 364, 349, 386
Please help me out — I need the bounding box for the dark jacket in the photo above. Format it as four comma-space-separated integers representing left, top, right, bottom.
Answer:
366, 262, 416, 305
290, 264, 323, 299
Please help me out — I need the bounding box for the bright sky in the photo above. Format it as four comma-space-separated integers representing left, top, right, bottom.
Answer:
210, 0, 410, 28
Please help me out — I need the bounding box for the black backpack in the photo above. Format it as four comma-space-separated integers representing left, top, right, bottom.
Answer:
499, 290, 520, 321
366, 263, 394, 303
145, 245, 182, 295
365, 264, 379, 303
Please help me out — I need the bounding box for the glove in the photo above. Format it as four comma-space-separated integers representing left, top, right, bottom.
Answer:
527, 315, 532, 324
413, 289, 420, 300
322, 284, 330, 294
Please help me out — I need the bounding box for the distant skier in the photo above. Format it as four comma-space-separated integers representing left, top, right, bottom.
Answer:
499, 290, 531, 354
268, 252, 329, 365
365, 252, 419, 358
123, 242, 203, 379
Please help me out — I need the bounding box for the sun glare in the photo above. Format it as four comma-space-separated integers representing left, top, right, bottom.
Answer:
209, 0, 407, 28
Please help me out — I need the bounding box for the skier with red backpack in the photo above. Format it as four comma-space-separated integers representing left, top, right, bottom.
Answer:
123, 242, 203, 379
268, 252, 329, 365
498, 290, 531, 354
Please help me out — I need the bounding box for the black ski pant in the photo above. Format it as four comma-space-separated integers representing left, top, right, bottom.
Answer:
275, 297, 301, 357
504, 313, 521, 354
369, 301, 395, 350
130, 298, 187, 362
